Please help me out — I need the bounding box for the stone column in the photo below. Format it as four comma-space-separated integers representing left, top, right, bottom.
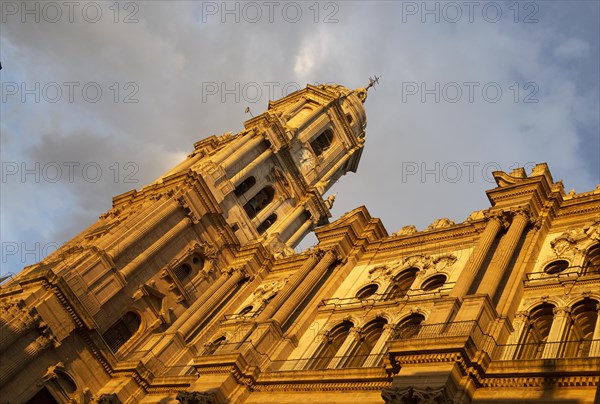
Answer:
363, 324, 395, 367
254, 197, 284, 225
501, 311, 529, 360
327, 327, 362, 369
0, 303, 22, 327
0, 333, 53, 387
167, 273, 231, 334
178, 269, 247, 339
230, 148, 274, 187
476, 208, 531, 299
587, 304, 600, 357
271, 250, 338, 326
0, 309, 38, 353
271, 204, 306, 236
212, 133, 256, 165
450, 212, 504, 298
286, 217, 314, 248
320, 148, 355, 185
221, 136, 265, 177
283, 97, 308, 121
107, 202, 180, 260
120, 217, 191, 279
256, 251, 322, 322
542, 307, 571, 359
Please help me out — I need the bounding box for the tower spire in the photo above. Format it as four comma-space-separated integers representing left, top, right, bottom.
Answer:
365, 75, 381, 91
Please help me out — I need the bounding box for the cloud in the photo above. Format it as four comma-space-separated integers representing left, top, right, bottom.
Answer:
1, 1, 598, 272
554, 37, 590, 59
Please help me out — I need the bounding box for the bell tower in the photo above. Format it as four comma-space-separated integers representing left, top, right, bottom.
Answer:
0, 83, 371, 402
156, 83, 368, 254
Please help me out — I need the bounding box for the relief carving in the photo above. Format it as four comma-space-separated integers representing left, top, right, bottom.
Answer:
426, 218, 455, 231
550, 228, 587, 256
250, 279, 287, 307
368, 265, 393, 282
392, 225, 417, 236
431, 254, 457, 271
381, 385, 451, 404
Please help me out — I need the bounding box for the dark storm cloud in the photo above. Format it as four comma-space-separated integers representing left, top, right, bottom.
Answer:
1, 0, 598, 271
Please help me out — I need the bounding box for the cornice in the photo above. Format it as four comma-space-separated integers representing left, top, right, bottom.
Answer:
480, 375, 598, 388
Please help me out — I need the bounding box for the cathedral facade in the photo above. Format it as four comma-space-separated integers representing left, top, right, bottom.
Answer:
1, 83, 599, 403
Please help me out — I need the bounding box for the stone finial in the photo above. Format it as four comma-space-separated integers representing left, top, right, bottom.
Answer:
325, 193, 337, 209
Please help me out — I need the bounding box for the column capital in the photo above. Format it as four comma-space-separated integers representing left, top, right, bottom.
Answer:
483, 209, 511, 229
553, 306, 571, 317
383, 323, 396, 332
509, 206, 538, 227
514, 311, 529, 322
349, 327, 364, 340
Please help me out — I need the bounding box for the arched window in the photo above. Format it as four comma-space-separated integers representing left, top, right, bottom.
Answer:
562, 299, 599, 357
356, 284, 379, 300
173, 263, 192, 282
544, 260, 569, 275
583, 244, 600, 275
389, 268, 418, 299
308, 321, 353, 370
394, 314, 425, 339
310, 129, 334, 157
243, 186, 275, 219
345, 318, 387, 368
204, 336, 226, 355
102, 312, 141, 353
239, 306, 254, 316
192, 254, 205, 269
516, 303, 554, 359
234, 176, 256, 197
421, 274, 447, 291
257, 213, 277, 234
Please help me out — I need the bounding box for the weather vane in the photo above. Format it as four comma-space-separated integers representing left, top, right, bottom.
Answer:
366, 75, 381, 91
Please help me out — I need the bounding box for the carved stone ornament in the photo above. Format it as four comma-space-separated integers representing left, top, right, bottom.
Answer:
584, 217, 600, 241
368, 265, 393, 282
550, 227, 587, 256
403, 254, 432, 270
176, 391, 217, 404
550, 235, 578, 256
431, 254, 457, 271
426, 218, 455, 231
250, 279, 287, 306
381, 385, 451, 404
392, 225, 418, 236
268, 234, 295, 259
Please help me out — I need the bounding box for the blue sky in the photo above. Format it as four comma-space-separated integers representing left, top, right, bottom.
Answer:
1, 1, 599, 277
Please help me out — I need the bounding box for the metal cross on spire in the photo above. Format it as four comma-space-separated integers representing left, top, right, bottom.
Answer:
365, 75, 381, 91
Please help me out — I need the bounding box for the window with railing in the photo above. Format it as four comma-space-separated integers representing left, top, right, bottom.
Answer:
307, 321, 353, 370
562, 299, 598, 358
344, 318, 387, 368
388, 267, 418, 298
393, 313, 425, 339
516, 303, 554, 360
